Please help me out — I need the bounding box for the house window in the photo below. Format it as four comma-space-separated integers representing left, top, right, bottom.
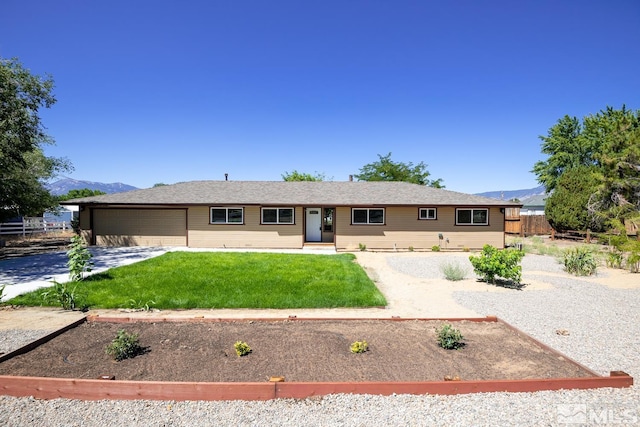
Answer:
262, 207, 294, 224
210, 207, 244, 224
456, 208, 488, 225
419, 208, 437, 220
352, 208, 385, 224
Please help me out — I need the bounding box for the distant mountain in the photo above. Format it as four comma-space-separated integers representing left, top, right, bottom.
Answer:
475, 185, 546, 201
47, 178, 138, 196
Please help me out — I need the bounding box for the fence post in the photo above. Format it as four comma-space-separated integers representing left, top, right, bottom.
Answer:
22, 220, 26, 237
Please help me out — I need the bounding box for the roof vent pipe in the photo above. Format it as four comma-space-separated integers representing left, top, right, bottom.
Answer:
349, 175, 353, 181
225, 173, 228, 181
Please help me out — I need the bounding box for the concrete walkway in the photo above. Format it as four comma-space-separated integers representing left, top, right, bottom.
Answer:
0, 247, 169, 301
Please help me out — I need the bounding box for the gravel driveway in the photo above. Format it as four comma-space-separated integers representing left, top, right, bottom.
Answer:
1, 250, 639, 426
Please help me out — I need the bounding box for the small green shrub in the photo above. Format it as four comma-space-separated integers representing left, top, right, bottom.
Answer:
605, 250, 624, 269
626, 250, 640, 273
41, 280, 78, 310
67, 235, 93, 281
358, 243, 367, 252
234, 341, 252, 356
431, 245, 440, 252
469, 244, 525, 285
462, 246, 470, 252
562, 247, 598, 276
106, 329, 143, 361
408, 246, 414, 252
128, 299, 156, 311
436, 323, 465, 350
440, 262, 468, 281
350, 340, 369, 353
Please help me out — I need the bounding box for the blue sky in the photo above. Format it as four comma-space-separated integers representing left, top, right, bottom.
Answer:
2, 0, 638, 194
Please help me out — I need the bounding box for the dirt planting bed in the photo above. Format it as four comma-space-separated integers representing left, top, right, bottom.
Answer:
0, 318, 595, 383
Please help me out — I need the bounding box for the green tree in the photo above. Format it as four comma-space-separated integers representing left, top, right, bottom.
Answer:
282, 170, 326, 181
545, 165, 602, 232
58, 188, 106, 201
354, 152, 444, 187
533, 105, 640, 231
585, 106, 640, 228
0, 57, 70, 221
531, 115, 596, 192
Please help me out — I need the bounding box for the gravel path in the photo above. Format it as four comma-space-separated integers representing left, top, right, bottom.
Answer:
1, 252, 639, 426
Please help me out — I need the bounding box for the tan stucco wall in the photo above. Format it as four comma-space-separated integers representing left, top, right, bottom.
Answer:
334, 206, 505, 250
187, 206, 304, 248
79, 204, 505, 250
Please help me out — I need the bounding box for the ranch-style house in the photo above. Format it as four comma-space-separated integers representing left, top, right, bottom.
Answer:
64, 180, 521, 251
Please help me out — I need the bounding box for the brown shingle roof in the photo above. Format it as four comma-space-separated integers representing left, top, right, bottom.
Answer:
64, 181, 521, 207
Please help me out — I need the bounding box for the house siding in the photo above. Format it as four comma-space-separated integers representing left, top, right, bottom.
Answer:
334, 206, 505, 250
187, 206, 304, 249
78, 204, 506, 250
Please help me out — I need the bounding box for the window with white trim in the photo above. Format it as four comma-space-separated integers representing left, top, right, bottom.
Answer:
261, 207, 294, 224
456, 208, 488, 225
352, 208, 385, 224
210, 207, 244, 224
419, 207, 437, 220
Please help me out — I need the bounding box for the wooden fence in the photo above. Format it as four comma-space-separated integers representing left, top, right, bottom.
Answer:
504, 208, 553, 237
0, 217, 71, 237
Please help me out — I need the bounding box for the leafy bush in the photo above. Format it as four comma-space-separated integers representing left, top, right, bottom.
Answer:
106, 329, 143, 361
562, 246, 598, 276
626, 250, 640, 274
42, 280, 78, 310
436, 323, 464, 350
469, 244, 525, 285
67, 235, 93, 281
440, 262, 468, 281
605, 249, 624, 269
234, 341, 252, 356
358, 243, 367, 252
431, 245, 440, 252
350, 340, 369, 353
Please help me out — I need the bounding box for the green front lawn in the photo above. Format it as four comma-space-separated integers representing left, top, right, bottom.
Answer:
9, 252, 387, 309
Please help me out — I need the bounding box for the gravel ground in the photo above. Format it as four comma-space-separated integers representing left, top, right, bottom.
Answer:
1, 253, 639, 426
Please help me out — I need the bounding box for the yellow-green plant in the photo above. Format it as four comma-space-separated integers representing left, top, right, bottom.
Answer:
350, 340, 369, 353
234, 341, 251, 356
469, 244, 524, 285
431, 245, 440, 252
